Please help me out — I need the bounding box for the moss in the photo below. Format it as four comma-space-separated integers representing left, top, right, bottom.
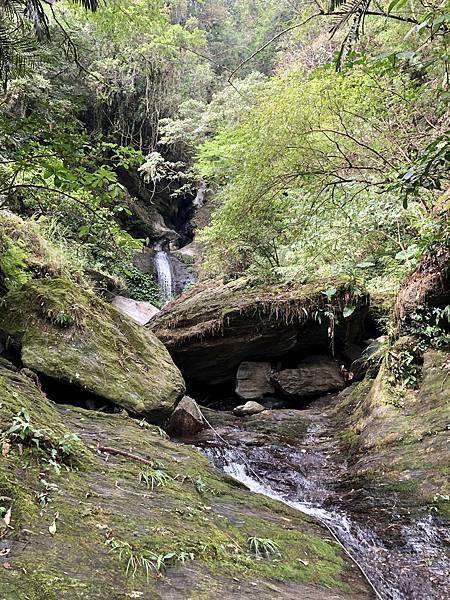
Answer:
0, 375, 370, 598
332, 350, 450, 515
151, 277, 369, 347
0, 277, 185, 420
337, 429, 360, 451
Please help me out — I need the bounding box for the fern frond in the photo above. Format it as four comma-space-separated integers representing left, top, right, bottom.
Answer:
26, 0, 50, 40
69, 0, 100, 12
330, 0, 370, 36
0, 23, 36, 90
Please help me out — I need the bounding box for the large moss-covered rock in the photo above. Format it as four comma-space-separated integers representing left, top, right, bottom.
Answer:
0, 365, 371, 599
151, 278, 369, 385
332, 350, 450, 514
0, 278, 185, 420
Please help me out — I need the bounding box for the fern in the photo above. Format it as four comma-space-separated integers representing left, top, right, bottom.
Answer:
328, 0, 372, 68
0, 0, 100, 89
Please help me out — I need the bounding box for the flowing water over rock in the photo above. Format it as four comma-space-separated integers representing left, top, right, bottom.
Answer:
154, 250, 173, 303
203, 401, 450, 600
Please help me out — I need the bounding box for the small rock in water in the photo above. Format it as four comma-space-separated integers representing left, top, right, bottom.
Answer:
168, 396, 205, 437
233, 401, 266, 416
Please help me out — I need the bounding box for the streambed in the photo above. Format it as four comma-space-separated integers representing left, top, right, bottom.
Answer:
200, 397, 450, 600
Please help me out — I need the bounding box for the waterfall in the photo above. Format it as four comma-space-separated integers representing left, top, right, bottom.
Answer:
154, 250, 173, 303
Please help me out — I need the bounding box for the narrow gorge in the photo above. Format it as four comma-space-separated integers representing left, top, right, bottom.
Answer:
0, 1, 449, 599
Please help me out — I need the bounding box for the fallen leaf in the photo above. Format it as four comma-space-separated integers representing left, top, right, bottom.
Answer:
48, 512, 59, 536
0, 548, 10, 557
3, 562, 12, 569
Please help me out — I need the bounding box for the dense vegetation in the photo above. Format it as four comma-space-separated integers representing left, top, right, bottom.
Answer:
0, 0, 448, 299
0, 3, 449, 596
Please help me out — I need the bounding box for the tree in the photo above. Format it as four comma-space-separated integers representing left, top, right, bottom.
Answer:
0, 0, 99, 89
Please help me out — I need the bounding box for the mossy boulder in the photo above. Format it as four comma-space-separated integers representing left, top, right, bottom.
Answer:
150, 278, 369, 385
0, 366, 371, 599
331, 350, 450, 514
0, 278, 185, 420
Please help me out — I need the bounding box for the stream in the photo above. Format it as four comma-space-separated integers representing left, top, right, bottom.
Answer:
203, 400, 450, 600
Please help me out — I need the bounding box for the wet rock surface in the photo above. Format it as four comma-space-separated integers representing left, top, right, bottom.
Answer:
271, 355, 345, 399
236, 361, 274, 400
199, 389, 450, 600
0, 368, 371, 599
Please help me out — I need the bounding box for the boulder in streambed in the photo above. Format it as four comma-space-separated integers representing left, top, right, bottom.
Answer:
111, 295, 160, 325
233, 400, 266, 416
0, 278, 185, 421
168, 395, 205, 437
236, 361, 274, 400
272, 355, 345, 399
150, 277, 369, 386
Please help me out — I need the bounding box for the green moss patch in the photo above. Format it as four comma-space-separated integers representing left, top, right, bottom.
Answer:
331, 351, 450, 515
0, 372, 370, 598
0, 277, 185, 420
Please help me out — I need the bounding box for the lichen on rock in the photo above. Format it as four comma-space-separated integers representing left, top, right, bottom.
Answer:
0, 277, 185, 420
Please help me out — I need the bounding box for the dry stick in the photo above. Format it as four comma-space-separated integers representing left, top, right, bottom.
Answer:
97, 445, 153, 466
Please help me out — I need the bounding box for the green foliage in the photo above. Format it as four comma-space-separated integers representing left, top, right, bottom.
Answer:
196, 65, 427, 284
138, 466, 172, 490
0, 233, 30, 291
247, 536, 281, 559
0, 0, 99, 89
123, 265, 162, 307
1, 408, 82, 470
387, 305, 450, 388
105, 537, 182, 579
193, 1, 449, 289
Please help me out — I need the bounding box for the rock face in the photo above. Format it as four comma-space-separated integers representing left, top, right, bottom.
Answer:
236, 361, 274, 400
173, 241, 201, 265
331, 349, 450, 507
169, 253, 197, 296
272, 355, 345, 398
151, 278, 368, 386
132, 247, 155, 274
394, 242, 450, 324
233, 401, 266, 416
168, 395, 205, 437
0, 278, 185, 420
0, 364, 372, 600
111, 295, 160, 325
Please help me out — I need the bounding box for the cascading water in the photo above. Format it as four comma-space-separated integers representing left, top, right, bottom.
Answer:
154, 250, 173, 303
203, 409, 450, 600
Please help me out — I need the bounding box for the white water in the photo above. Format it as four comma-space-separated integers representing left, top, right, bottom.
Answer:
154, 250, 172, 303
204, 421, 450, 600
